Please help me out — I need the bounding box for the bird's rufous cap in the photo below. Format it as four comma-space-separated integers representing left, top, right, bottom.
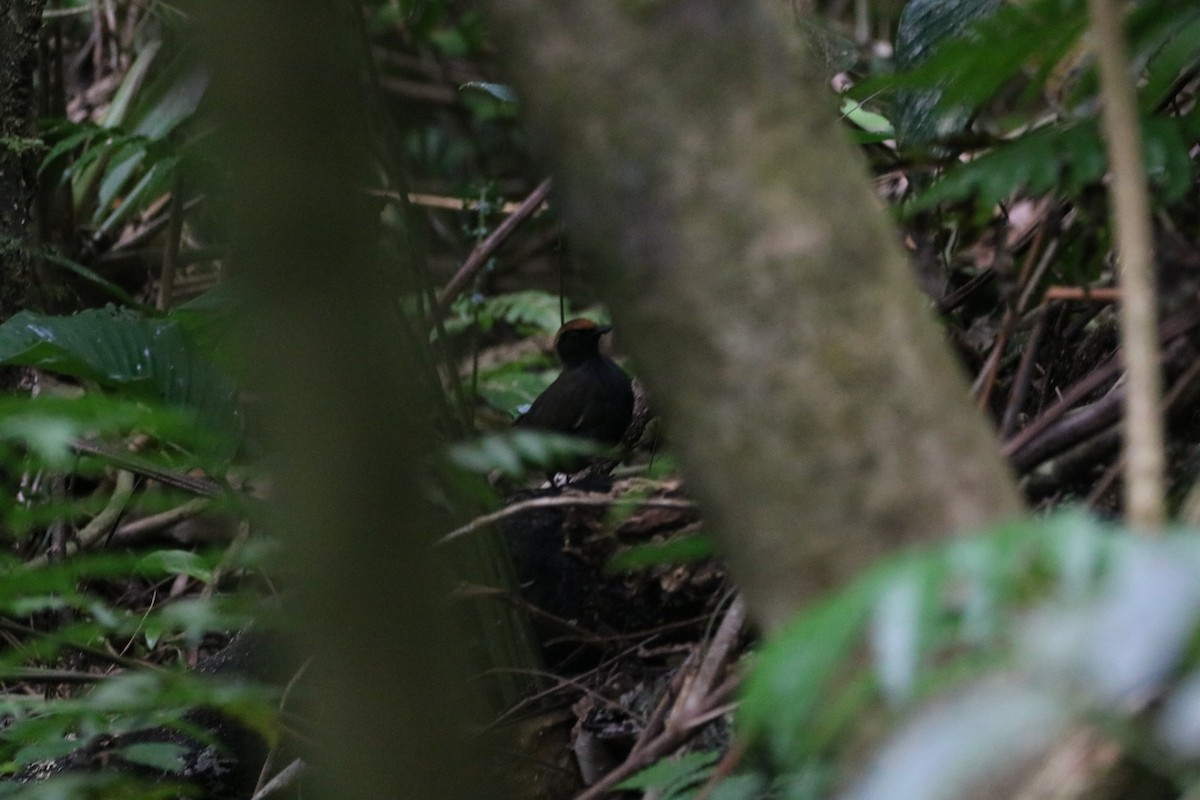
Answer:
554, 318, 611, 343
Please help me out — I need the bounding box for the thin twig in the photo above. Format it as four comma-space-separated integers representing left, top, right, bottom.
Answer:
974, 232, 1057, 408
249, 758, 307, 800
25, 470, 135, 569
573, 599, 745, 800
1000, 307, 1048, 437
71, 438, 224, 496
666, 595, 745, 732
1042, 286, 1121, 302
437, 493, 695, 545
1001, 306, 1200, 461
1085, 354, 1200, 507
434, 178, 552, 318
111, 497, 211, 543
1088, 0, 1164, 530
571, 676, 736, 800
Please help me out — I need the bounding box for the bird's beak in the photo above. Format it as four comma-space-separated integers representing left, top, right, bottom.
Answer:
596, 325, 613, 335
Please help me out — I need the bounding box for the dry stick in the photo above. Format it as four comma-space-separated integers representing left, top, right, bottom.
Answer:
24, 470, 135, 569
110, 196, 204, 253
1010, 383, 1126, 473
70, 438, 224, 496
973, 231, 1055, 408
999, 306, 1049, 438
1089, 0, 1164, 530
576, 597, 747, 800
111, 497, 211, 543
1001, 306, 1200, 461
628, 651, 696, 758
0, 667, 109, 684
1042, 286, 1122, 303
433, 178, 553, 317
628, 594, 742, 757
1085, 354, 1200, 507
437, 493, 695, 545
253, 659, 313, 797
249, 758, 307, 800
155, 180, 185, 311
572, 677, 737, 800
666, 594, 746, 731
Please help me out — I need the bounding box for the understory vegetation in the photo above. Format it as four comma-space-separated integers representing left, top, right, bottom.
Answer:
2, 0, 1200, 798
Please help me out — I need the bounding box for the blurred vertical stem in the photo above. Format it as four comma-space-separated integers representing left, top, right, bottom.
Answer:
200, 0, 493, 797
1088, 0, 1164, 531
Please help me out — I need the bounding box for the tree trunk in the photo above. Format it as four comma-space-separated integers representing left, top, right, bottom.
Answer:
200, 3, 500, 799
478, 1, 1025, 631
0, 0, 44, 335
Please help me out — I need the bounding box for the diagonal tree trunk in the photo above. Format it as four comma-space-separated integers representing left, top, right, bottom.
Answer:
478, 1, 1024, 631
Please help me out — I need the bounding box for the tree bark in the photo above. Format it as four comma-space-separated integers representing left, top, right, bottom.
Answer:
0, 0, 45, 333
478, 1, 1025, 631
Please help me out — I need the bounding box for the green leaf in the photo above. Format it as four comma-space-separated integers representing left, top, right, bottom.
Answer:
476, 360, 555, 416
616, 750, 718, 792
880, 0, 1087, 146
115, 742, 188, 773
740, 577, 877, 763
36, 247, 146, 308
906, 116, 1194, 213
1132, 5, 1200, 111
104, 41, 163, 128
607, 533, 715, 572
94, 155, 178, 239
0, 309, 241, 458
93, 143, 147, 226
137, 550, 214, 583
840, 100, 894, 137
448, 430, 602, 477
870, 560, 939, 707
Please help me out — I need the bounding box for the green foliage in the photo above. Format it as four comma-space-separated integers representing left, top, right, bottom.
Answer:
41, 40, 209, 239
0, 543, 271, 791
473, 355, 555, 417
616, 750, 720, 797
906, 115, 1198, 214
890, 0, 1005, 145
0, 309, 241, 460
607, 532, 715, 572
857, 0, 1200, 214
727, 512, 1200, 797
443, 289, 568, 338
0, 774, 194, 799
448, 429, 602, 478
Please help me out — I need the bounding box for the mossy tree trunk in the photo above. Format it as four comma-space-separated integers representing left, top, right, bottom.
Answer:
0, 0, 45, 335
478, 1, 1025, 631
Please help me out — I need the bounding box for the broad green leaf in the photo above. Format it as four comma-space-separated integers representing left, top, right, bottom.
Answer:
0, 309, 241, 459
740, 577, 877, 763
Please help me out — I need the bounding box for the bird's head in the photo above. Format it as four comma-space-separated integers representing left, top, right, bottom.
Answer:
553, 318, 612, 366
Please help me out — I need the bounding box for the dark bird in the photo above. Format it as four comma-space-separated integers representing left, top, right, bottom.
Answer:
515, 318, 634, 446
